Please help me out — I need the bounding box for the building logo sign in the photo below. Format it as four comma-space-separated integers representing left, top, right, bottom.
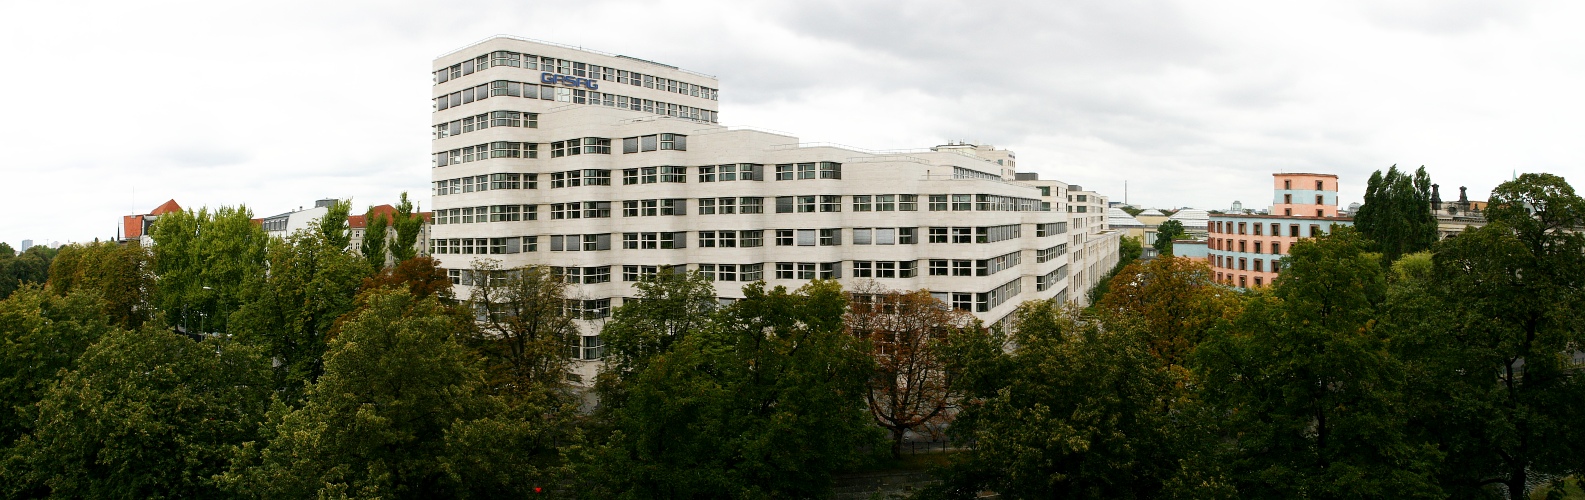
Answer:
541, 72, 599, 90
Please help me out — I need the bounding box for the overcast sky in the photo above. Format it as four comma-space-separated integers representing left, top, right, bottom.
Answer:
3, 0, 1582, 248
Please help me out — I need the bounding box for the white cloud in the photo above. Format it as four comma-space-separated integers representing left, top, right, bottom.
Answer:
0, 0, 1581, 246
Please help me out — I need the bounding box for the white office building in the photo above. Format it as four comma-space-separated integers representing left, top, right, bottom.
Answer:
430, 36, 1119, 378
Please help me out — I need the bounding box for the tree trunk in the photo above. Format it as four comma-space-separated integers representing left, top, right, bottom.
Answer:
891, 428, 906, 459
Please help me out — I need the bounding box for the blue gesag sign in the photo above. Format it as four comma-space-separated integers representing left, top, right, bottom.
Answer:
541, 72, 600, 90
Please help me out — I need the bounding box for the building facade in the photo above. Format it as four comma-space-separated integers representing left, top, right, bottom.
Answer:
429, 36, 1115, 377
1206, 173, 1352, 288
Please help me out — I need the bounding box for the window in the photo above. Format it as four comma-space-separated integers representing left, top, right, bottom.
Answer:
929, 227, 948, 243
698, 198, 715, 215
952, 195, 972, 211
929, 195, 948, 211
797, 229, 816, 246
775, 164, 794, 181
819, 162, 841, 179
820, 195, 841, 212
852, 195, 872, 212
929, 260, 949, 276
952, 227, 972, 244
776, 230, 794, 246
820, 228, 841, 246
797, 162, 816, 179
899, 195, 918, 211
660, 134, 686, 150
1316, 194, 1324, 204
698, 165, 716, 182
740, 197, 764, 214
952, 260, 972, 276
797, 196, 816, 213
1285, 194, 1293, 204
740, 230, 763, 247
699, 230, 738, 248
1316, 180, 1324, 190
659, 166, 686, 183
776, 196, 794, 213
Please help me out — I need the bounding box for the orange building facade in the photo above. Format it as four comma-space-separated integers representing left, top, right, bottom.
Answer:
1206, 174, 1352, 288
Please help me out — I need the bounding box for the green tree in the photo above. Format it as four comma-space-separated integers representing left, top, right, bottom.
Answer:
577, 281, 882, 498
0, 246, 55, 301
1354, 165, 1438, 262
1195, 228, 1442, 498
0, 243, 11, 259
361, 208, 389, 270
1097, 256, 1239, 367
3, 328, 271, 498
1154, 219, 1187, 256
45, 241, 155, 329
1401, 173, 1585, 498
466, 262, 577, 405
227, 288, 552, 498
151, 205, 268, 335
228, 230, 370, 399
597, 269, 719, 384
317, 198, 353, 251
0, 288, 114, 449
1087, 235, 1144, 306
929, 300, 1203, 499
390, 193, 423, 262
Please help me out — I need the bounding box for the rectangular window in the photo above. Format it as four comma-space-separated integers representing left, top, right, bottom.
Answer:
899, 194, 918, 211
797, 196, 816, 213
820, 195, 841, 212
852, 195, 872, 212
952, 194, 972, 211
698, 165, 716, 182
797, 162, 816, 180
776, 196, 794, 214
929, 195, 948, 211
775, 164, 794, 181
797, 229, 817, 246
929, 227, 948, 243
740, 197, 764, 214
819, 228, 841, 246
819, 161, 841, 179
876, 195, 896, 212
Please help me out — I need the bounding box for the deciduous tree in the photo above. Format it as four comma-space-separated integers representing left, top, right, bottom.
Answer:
1154, 219, 1187, 256
360, 207, 389, 270
4, 328, 271, 498
390, 192, 423, 263
229, 231, 370, 398
929, 300, 1198, 499
845, 287, 984, 458
151, 205, 268, 335
1097, 256, 1238, 367
1195, 228, 1442, 498
227, 288, 554, 498
577, 281, 882, 498
1404, 173, 1585, 498
0, 288, 113, 449
317, 198, 353, 251
45, 241, 154, 329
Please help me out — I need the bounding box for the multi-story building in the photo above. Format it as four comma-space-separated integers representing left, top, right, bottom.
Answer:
1206, 173, 1353, 288
429, 36, 1115, 378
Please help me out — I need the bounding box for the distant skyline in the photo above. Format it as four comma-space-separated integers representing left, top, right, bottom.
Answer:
2, 0, 1581, 248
